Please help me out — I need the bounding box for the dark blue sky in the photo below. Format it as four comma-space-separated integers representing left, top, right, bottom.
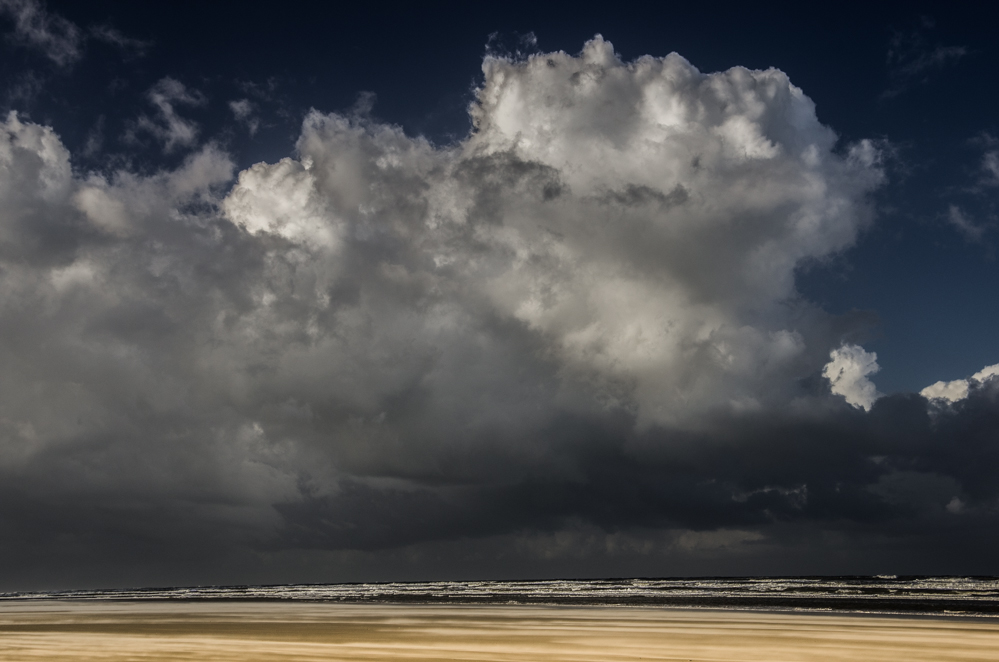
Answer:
9, 0, 997, 395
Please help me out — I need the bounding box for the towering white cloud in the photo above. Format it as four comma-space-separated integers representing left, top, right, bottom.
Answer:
0, 38, 899, 579
221, 36, 884, 430
0, 35, 888, 487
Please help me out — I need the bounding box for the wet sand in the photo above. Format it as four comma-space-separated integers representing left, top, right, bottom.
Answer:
1, 601, 998, 661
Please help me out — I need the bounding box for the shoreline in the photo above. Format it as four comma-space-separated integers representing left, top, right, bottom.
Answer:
3, 596, 999, 621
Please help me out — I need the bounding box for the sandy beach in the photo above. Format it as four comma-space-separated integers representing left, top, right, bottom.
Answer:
1, 601, 998, 661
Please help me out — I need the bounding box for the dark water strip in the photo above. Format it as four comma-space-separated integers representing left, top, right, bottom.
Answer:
4, 576, 999, 617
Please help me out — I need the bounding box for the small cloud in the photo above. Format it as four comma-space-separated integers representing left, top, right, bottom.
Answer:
89, 24, 150, 58
351, 91, 376, 117
131, 77, 205, 152
823, 344, 881, 411
81, 115, 104, 158
236, 77, 279, 101
982, 150, 999, 186
946, 204, 986, 242
229, 99, 260, 135
958, 134, 999, 199
882, 20, 966, 99
0, 0, 81, 66
4, 69, 43, 105
920, 378, 969, 404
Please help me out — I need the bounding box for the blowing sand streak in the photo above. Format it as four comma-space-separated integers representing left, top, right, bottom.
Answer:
1, 601, 998, 661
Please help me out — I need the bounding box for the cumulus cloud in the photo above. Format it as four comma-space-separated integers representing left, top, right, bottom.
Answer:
4, 38, 999, 587
920, 378, 969, 404
220, 37, 886, 431
822, 344, 881, 411
459, 37, 883, 425
921, 362, 999, 404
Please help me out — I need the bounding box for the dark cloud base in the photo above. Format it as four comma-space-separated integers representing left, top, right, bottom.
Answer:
3, 385, 997, 591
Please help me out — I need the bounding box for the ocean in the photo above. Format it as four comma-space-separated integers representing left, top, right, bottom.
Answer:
4, 576, 999, 617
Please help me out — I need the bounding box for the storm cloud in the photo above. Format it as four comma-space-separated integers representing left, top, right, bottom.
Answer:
1, 37, 997, 589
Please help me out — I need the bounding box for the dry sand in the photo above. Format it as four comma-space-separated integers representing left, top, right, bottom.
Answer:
1, 600, 998, 661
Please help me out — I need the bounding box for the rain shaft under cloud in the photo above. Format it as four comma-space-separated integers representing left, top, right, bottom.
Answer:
1, 37, 997, 588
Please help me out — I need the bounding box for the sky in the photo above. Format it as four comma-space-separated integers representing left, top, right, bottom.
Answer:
0, 0, 998, 590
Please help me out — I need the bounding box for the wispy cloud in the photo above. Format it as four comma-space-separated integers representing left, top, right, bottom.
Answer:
883, 18, 966, 99
89, 23, 151, 58
229, 98, 260, 135
0, 0, 148, 67
0, 0, 81, 66
130, 77, 206, 152
983, 150, 999, 186
963, 134, 999, 194
947, 204, 986, 242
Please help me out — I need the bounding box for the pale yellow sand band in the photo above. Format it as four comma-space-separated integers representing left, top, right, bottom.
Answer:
2, 601, 998, 661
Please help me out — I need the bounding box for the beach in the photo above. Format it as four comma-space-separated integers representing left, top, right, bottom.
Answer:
1, 601, 998, 661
